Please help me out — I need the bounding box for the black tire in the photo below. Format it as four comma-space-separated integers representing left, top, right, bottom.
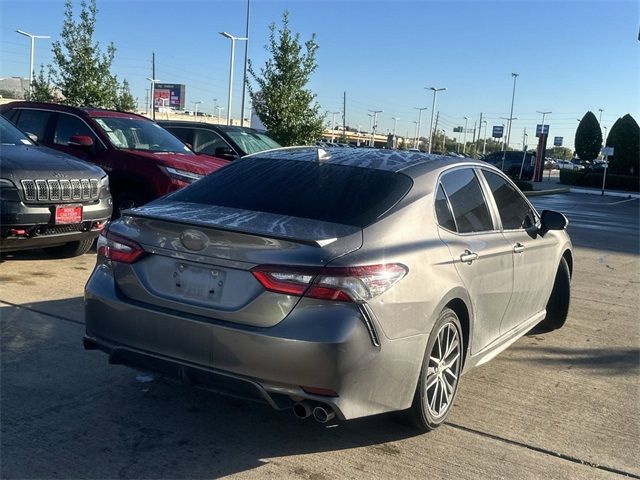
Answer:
43, 238, 94, 258
532, 257, 571, 334
402, 308, 464, 432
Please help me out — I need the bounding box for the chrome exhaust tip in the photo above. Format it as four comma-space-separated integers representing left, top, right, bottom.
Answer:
312, 405, 335, 424
293, 401, 312, 419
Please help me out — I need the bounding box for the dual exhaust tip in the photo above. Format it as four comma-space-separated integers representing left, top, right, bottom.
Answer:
293, 401, 335, 424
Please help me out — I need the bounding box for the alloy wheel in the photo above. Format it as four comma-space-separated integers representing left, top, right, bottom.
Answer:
425, 321, 461, 419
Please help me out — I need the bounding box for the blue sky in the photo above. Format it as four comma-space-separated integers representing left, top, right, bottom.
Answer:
1, 0, 639, 149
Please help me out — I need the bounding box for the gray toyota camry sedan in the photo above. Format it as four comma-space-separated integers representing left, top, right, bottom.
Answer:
84, 147, 572, 430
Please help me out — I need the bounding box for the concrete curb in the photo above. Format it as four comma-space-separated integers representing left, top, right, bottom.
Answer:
568, 187, 640, 199
524, 187, 571, 197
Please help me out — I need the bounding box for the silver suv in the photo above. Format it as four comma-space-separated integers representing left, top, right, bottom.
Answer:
84, 147, 572, 430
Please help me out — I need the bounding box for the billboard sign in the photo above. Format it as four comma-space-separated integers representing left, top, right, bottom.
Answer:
492, 125, 504, 138
453, 126, 463, 133
153, 83, 186, 110
536, 124, 550, 137
554, 136, 563, 146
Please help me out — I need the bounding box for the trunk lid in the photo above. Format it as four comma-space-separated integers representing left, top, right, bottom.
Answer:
108, 200, 362, 327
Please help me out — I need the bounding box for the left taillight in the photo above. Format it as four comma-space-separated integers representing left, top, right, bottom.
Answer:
96, 229, 145, 264
251, 263, 407, 303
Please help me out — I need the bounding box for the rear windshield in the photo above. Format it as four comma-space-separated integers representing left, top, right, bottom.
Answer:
169, 158, 413, 228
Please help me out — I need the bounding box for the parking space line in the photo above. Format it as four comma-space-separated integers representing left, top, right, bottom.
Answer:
607, 198, 639, 206
0, 299, 85, 326
446, 422, 639, 479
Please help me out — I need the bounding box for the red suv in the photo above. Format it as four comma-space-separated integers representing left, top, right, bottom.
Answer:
0, 102, 230, 215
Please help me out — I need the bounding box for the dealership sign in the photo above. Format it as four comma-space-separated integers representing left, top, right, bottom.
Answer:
153, 83, 186, 110
492, 125, 504, 138
536, 124, 550, 137
554, 136, 563, 146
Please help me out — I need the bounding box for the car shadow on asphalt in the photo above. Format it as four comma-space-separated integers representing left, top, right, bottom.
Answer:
1, 297, 424, 479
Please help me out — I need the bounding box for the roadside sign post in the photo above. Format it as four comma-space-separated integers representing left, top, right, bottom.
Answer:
601, 146, 614, 196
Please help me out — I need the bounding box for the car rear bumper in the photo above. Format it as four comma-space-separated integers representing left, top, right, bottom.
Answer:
84, 264, 427, 420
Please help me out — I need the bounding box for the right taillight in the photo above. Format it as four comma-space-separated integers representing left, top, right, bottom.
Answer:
96, 229, 145, 264
251, 263, 407, 302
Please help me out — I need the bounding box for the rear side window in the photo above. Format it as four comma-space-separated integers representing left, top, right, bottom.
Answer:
434, 184, 456, 231
167, 126, 194, 147
15, 109, 52, 141
482, 170, 537, 230
193, 129, 230, 156
440, 168, 494, 233
54, 113, 95, 145
169, 158, 413, 228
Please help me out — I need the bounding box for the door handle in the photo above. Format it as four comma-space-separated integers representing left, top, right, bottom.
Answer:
513, 243, 525, 254
460, 249, 479, 264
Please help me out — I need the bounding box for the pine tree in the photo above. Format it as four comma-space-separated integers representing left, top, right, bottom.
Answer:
247, 11, 325, 146
575, 111, 602, 161
606, 114, 640, 176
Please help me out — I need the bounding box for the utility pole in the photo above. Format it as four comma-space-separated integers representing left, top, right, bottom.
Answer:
343, 91, 347, 134
426, 87, 446, 153
505, 73, 519, 150
482, 121, 488, 155
433, 111, 440, 145
145, 89, 149, 114
414, 106, 428, 150
369, 109, 382, 147
462, 116, 469, 154
240, 0, 251, 127
522, 127, 527, 150
476, 112, 483, 151
151, 52, 156, 120
441, 129, 446, 152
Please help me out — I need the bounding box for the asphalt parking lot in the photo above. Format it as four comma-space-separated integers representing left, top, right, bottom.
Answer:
1, 192, 638, 479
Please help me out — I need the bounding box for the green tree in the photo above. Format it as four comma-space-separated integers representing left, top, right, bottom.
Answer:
45, 0, 133, 110
25, 65, 57, 102
606, 114, 640, 176
113, 79, 137, 112
575, 111, 602, 161
247, 11, 325, 146
547, 146, 572, 160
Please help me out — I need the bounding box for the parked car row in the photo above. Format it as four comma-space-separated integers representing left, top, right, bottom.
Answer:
0, 102, 281, 257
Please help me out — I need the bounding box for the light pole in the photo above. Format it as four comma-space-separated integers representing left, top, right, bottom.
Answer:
213, 98, 218, 117
240, 0, 251, 127
462, 116, 469, 154
598, 108, 604, 125
536, 111, 552, 138
216, 106, 225, 124
15, 30, 50, 95
426, 87, 446, 153
505, 73, 519, 150
220, 32, 248, 126
368, 109, 382, 147
146, 77, 159, 120
414, 107, 428, 150
330, 111, 340, 143
413, 121, 419, 147
479, 120, 488, 155
392, 116, 399, 137
193, 101, 202, 118
603, 125, 608, 144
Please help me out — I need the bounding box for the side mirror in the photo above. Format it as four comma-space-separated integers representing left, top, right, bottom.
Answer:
540, 210, 568, 231
214, 146, 238, 161
68, 135, 94, 148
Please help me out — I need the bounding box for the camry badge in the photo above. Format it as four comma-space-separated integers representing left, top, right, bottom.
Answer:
179, 229, 208, 251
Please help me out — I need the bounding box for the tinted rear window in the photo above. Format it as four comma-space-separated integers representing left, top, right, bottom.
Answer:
169, 158, 413, 228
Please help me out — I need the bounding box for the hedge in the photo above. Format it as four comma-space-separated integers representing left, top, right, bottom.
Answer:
559, 169, 640, 192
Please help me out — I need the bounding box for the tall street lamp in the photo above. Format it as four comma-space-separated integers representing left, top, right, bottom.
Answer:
598, 108, 604, 125
216, 106, 225, 124
426, 87, 446, 153
146, 77, 160, 120
392, 116, 400, 137
213, 98, 218, 117
240, 0, 251, 127
413, 107, 428, 150
220, 32, 248, 126
481, 120, 488, 155
368, 109, 382, 147
330, 111, 340, 142
193, 101, 202, 117
462, 116, 469, 154
505, 73, 519, 150
16, 30, 50, 95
